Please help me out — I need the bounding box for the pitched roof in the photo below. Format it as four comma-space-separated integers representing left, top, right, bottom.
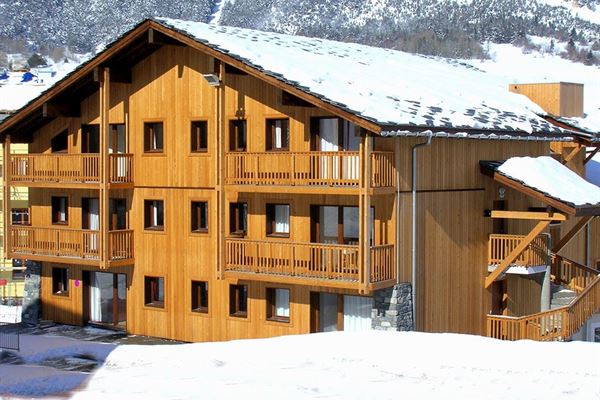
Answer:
0, 18, 576, 141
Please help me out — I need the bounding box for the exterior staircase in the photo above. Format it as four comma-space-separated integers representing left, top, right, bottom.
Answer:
550, 284, 577, 309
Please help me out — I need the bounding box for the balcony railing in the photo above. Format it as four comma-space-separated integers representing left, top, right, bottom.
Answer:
9, 226, 133, 262
9, 153, 133, 185
225, 151, 395, 188
488, 234, 549, 268
225, 239, 395, 284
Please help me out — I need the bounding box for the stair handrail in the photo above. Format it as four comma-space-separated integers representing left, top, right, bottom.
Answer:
551, 253, 599, 294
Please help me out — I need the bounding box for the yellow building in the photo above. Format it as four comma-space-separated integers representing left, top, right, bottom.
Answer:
0, 142, 28, 299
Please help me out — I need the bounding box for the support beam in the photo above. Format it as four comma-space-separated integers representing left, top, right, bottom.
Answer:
585, 147, 600, 164
552, 216, 593, 254
490, 210, 567, 221
562, 144, 584, 165
99, 67, 110, 269
485, 220, 551, 288
216, 60, 226, 280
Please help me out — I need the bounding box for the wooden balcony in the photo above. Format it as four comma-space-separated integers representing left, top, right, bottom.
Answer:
224, 239, 395, 290
8, 153, 133, 188
9, 226, 134, 267
488, 234, 549, 269
225, 151, 395, 193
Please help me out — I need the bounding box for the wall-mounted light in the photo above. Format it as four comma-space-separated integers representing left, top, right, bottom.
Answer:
202, 73, 221, 87
498, 187, 506, 200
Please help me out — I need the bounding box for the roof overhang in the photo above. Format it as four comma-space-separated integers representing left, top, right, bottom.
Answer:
480, 159, 600, 217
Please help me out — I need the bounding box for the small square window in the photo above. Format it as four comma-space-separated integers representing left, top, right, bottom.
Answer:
52, 267, 69, 295
191, 121, 208, 153
229, 202, 248, 236
191, 281, 209, 313
229, 120, 247, 151
144, 200, 164, 231
144, 276, 164, 308
51, 196, 68, 224
191, 201, 208, 233
11, 208, 30, 225
144, 122, 164, 153
266, 119, 289, 151
229, 284, 248, 318
266, 204, 290, 236
266, 288, 290, 322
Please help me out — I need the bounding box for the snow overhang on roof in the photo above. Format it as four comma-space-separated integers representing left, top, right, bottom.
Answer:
480, 156, 600, 216
0, 18, 579, 142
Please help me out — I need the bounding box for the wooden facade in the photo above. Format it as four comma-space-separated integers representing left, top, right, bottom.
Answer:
509, 82, 584, 118
1, 21, 597, 342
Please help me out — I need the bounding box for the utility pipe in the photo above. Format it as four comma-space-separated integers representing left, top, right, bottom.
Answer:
411, 134, 432, 330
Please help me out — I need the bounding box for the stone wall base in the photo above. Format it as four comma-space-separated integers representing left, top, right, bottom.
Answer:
372, 283, 414, 331
21, 261, 41, 326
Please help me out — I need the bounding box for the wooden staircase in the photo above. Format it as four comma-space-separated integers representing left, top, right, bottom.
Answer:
487, 253, 600, 341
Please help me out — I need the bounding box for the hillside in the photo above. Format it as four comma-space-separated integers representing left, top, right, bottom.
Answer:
2, 0, 600, 58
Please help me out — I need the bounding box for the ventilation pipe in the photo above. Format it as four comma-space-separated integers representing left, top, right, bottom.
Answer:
411, 133, 432, 330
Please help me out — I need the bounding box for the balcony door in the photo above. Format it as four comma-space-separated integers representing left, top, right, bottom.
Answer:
311, 205, 372, 245
311, 118, 359, 181
81, 124, 99, 153
82, 198, 99, 253
109, 198, 127, 230
109, 124, 127, 178
83, 271, 127, 330
310, 292, 372, 333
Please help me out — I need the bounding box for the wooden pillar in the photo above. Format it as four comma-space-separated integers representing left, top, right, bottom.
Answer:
3, 135, 10, 259
99, 67, 110, 269
359, 132, 372, 294
216, 61, 226, 280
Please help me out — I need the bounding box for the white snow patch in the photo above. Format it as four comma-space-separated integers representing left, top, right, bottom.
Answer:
499, 156, 600, 206
0, 304, 21, 323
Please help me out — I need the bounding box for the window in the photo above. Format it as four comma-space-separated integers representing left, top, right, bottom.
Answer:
229, 202, 248, 236
191, 121, 208, 153
191, 201, 208, 233
191, 281, 209, 313
144, 200, 164, 231
266, 118, 289, 151
229, 120, 247, 151
51, 196, 68, 224
144, 276, 164, 308
11, 208, 29, 225
52, 267, 69, 295
266, 288, 290, 322
144, 122, 164, 153
229, 284, 248, 318
81, 124, 100, 153
11, 259, 24, 282
51, 130, 68, 153
266, 204, 290, 236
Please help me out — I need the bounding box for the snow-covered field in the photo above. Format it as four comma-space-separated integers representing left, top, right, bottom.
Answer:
2, 331, 598, 399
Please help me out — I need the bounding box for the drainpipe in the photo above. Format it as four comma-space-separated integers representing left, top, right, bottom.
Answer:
541, 233, 552, 312
396, 139, 401, 285
411, 133, 432, 330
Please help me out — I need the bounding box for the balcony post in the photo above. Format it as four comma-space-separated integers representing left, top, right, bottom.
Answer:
3, 135, 11, 259
216, 59, 226, 280
98, 67, 110, 267
359, 131, 372, 293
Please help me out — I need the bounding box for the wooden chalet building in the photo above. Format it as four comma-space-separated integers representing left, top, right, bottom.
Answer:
1, 19, 599, 342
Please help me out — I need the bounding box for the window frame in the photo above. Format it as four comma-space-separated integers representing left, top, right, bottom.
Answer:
265, 118, 290, 151
229, 119, 247, 152
190, 120, 208, 153
144, 199, 165, 231
229, 202, 248, 237
11, 208, 30, 226
191, 200, 209, 234
143, 121, 164, 154
51, 196, 69, 225
52, 267, 69, 296
229, 284, 248, 318
144, 276, 165, 308
191, 280, 209, 314
266, 287, 290, 323
266, 203, 290, 238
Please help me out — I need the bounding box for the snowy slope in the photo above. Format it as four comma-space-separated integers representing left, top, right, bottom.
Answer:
64, 331, 600, 399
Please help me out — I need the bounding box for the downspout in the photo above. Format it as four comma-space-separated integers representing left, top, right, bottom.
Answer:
411, 134, 432, 331
396, 139, 401, 285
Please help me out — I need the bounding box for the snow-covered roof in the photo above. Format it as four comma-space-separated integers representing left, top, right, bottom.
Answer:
158, 18, 568, 138
496, 156, 600, 208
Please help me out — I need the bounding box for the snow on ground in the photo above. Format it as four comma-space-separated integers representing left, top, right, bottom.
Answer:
59, 331, 599, 400
498, 156, 600, 206
0, 305, 21, 324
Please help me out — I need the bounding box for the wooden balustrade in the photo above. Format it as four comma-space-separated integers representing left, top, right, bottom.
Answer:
109, 230, 134, 260
9, 226, 134, 263
488, 234, 548, 267
8, 153, 133, 185
225, 151, 395, 188
551, 254, 599, 294
10, 154, 100, 184
225, 239, 395, 284
370, 244, 395, 283
108, 154, 133, 184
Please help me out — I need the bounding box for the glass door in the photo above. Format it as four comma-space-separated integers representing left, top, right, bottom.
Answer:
88, 272, 127, 329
